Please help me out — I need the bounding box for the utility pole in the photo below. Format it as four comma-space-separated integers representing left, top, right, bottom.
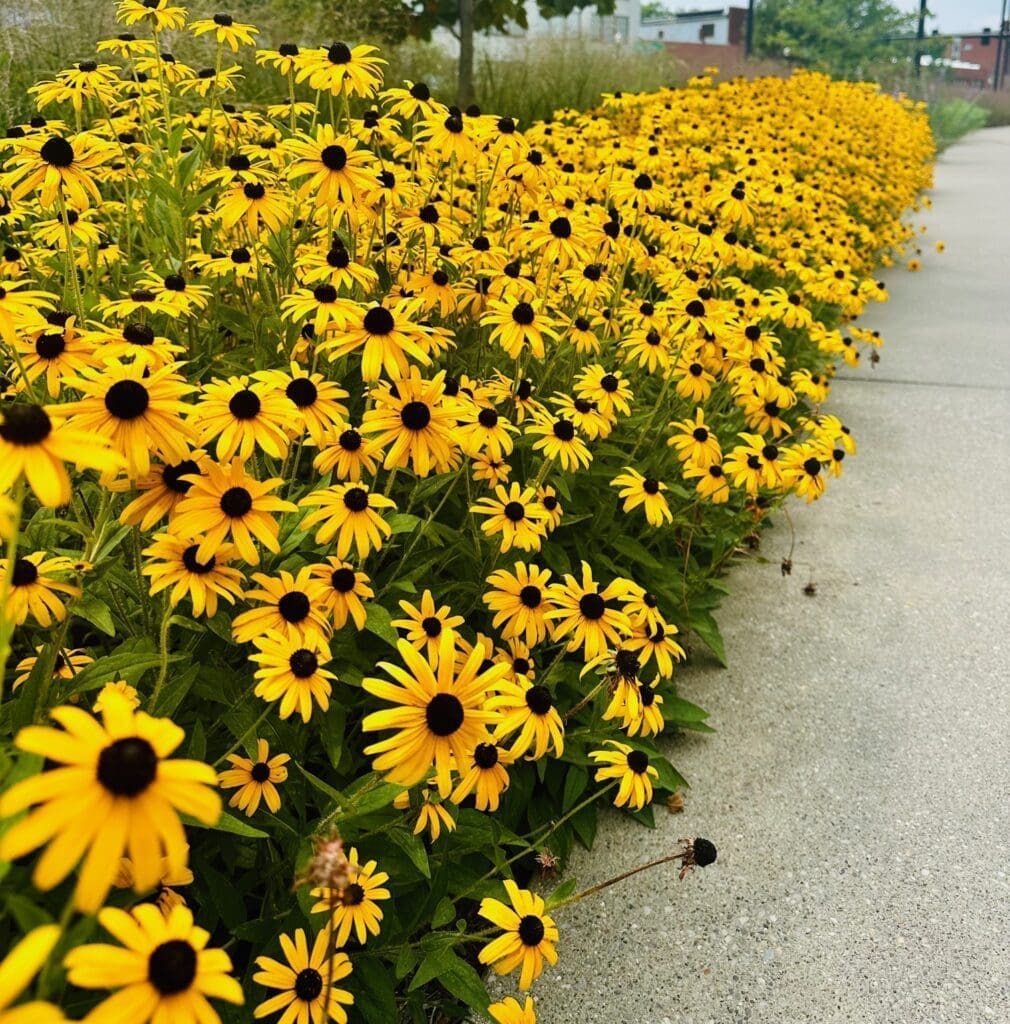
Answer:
995, 0, 1008, 91
745, 0, 755, 57
914, 0, 926, 79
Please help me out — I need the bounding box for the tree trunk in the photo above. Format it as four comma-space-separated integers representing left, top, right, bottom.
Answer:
457, 0, 475, 107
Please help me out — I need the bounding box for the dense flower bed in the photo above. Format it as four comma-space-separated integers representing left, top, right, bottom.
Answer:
0, 6, 933, 1023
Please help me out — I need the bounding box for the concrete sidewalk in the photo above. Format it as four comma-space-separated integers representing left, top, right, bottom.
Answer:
526, 128, 1010, 1023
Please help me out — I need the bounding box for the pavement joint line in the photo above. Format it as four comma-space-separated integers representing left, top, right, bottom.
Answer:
834, 375, 1010, 392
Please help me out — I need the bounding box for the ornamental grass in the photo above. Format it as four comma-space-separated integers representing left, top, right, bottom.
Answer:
0, 6, 934, 1022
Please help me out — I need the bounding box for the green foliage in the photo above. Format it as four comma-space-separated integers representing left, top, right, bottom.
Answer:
753, 0, 920, 78
928, 97, 989, 150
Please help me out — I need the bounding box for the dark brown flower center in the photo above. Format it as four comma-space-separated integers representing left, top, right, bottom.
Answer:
518, 915, 545, 946
425, 693, 464, 736
148, 940, 197, 995
220, 486, 253, 518
97, 737, 158, 797
104, 379, 149, 420
0, 404, 53, 446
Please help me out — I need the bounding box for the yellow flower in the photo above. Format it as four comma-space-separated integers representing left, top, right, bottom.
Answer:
478, 880, 559, 990
0, 925, 64, 1023
0, 694, 220, 913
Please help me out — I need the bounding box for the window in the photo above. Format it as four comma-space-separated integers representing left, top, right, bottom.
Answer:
699, 22, 715, 39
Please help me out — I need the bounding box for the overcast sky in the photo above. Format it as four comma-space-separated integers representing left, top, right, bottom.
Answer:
917, 1, 1008, 34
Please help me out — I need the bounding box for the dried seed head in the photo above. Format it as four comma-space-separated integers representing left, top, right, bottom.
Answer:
676, 836, 718, 879
296, 831, 350, 891
780, 557, 793, 577
666, 791, 685, 814
535, 850, 560, 876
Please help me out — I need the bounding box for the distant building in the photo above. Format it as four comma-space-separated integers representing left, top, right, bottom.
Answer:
434, 0, 643, 60
940, 30, 1010, 89
638, 5, 746, 46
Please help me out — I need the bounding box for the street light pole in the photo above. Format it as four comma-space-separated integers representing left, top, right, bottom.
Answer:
914, 0, 927, 79
995, 0, 1008, 91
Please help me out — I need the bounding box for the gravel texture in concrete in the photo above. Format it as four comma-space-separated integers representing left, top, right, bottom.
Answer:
505, 128, 1010, 1024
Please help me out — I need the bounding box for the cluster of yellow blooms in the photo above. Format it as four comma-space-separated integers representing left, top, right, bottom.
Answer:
0, 2, 934, 1022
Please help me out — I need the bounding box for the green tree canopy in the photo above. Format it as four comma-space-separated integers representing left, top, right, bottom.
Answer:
753, 0, 924, 78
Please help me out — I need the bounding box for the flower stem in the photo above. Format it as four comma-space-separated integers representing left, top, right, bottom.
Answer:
0, 478, 27, 700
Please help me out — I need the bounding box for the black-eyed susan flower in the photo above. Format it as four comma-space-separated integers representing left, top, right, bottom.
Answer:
487, 679, 564, 760
14, 646, 92, 691
118, 453, 209, 530
322, 301, 433, 383
0, 924, 63, 1024
362, 630, 508, 795
113, 852, 194, 916
253, 928, 354, 1024
668, 408, 721, 468
525, 412, 591, 472
2, 551, 80, 628
142, 534, 245, 618
477, 880, 559, 991
295, 43, 386, 98
470, 482, 549, 553
309, 558, 373, 630
781, 443, 828, 502
219, 738, 289, 816
684, 459, 731, 503
217, 181, 289, 234
392, 589, 465, 664
63, 903, 243, 1021
169, 459, 296, 566
195, 375, 291, 462
59, 361, 197, 479
14, 314, 93, 398
312, 424, 378, 482
489, 995, 537, 1024
252, 365, 349, 447
0, 280, 54, 342
590, 740, 659, 810
574, 364, 633, 419
232, 568, 331, 644
360, 368, 459, 475
93, 680, 141, 714
610, 467, 674, 527
483, 562, 555, 647
393, 784, 456, 841
116, 0, 187, 29
83, 320, 185, 369
546, 562, 634, 661
300, 482, 395, 561
450, 740, 513, 812
284, 125, 377, 210
310, 847, 391, 946
249, 630, 336, 722
189, 12, 259, 50
481, 297, 559, 362
623, 620, 685, 679
2, 133, 116, 210
0, 694, 219, 912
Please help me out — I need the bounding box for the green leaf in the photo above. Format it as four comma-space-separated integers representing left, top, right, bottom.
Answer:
295, 763, 344, 809
387, 826, 431, 879
431, 896, 455, 928
387, 512, 422, 534
364, 603, 399, 647
546, 876, 578, 908
318, 700, 347, 770
610, 533, 664, 569
66, 644, 171, 695
341, 775, 404, 817
72, 594, 116, 636
690, 609, 727, 666
562, 764, 588, 812
662, 695, 710, 723
183, 811, 269, 839
152, 665, 199, 718
352, 957, 398, 1024
439, 956, 490, 1013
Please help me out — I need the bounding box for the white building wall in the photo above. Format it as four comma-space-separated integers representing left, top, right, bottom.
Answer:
434, 0, 643, 61
638, 11, 730, 44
